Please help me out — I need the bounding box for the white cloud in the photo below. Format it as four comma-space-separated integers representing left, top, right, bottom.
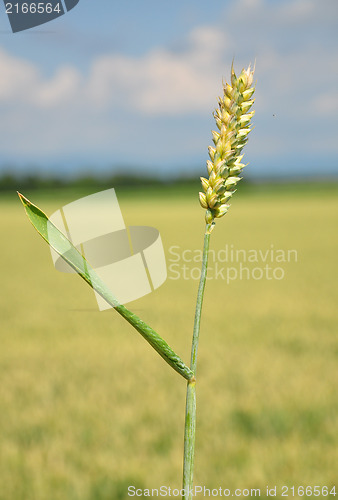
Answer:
0, 0, 337, 167
0, 49, 38, 101
0, 0, 336, 119
0, 26, 231, 115
85, 26, 231, 114
0, 48, 81, 109
313, 93, 338, 116
37, 67, 81, 108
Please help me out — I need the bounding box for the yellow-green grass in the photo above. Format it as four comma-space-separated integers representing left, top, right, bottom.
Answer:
0, 182, 337, 499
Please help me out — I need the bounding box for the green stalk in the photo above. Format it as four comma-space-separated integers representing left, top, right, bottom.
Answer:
182, 222, 212, 499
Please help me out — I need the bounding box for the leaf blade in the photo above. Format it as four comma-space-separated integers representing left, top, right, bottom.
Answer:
18, 192, 193, 381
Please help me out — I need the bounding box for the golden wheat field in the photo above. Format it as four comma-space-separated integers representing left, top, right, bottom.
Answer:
0, 182, 337, 500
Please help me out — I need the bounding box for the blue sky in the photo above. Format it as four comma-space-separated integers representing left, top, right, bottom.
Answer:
0, 0, 337, 180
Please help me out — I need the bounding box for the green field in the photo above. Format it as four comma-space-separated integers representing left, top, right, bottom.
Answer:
1, 182, 338, 500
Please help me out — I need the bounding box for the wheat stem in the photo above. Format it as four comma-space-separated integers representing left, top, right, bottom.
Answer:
182, 223, 211, 499
183, 62, 255, 498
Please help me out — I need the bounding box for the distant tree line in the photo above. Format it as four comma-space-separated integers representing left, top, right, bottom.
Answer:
0, 171, 200, 192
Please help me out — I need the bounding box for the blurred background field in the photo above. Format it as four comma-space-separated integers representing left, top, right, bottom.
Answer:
1, 1, 338, 498
0, 180, 337, 500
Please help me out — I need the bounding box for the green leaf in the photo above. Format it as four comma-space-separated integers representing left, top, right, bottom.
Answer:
18, 192, 193, 381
